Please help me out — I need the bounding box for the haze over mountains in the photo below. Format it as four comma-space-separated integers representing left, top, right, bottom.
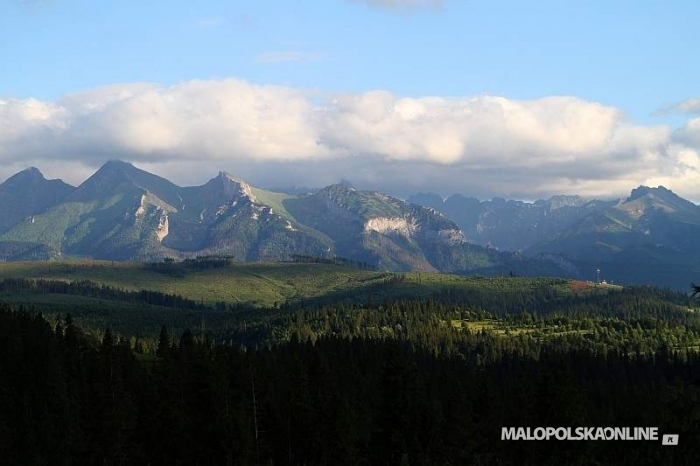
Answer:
1, 161, 699, 289
408, 187, 700, 289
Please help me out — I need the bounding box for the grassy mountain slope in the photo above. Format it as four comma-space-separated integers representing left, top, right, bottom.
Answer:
1, 162, 174, 260
0, 167, 75, 233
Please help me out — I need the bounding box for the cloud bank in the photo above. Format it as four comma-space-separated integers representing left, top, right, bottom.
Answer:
1, 78, 699, 200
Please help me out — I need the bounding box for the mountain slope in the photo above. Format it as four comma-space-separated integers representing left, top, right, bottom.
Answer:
0, 168, 75, 260
0, 163, 555, 276
167, 171, 332, 260
524, 187, 700, 288
0, 168, 74, 233
408, 186, 700, 289
8, 163, 697, 286
529, 186, 700, 253
281, 183, 553, 274
408, 192, 614, 251
1, 161, 177, 259
284, 184, 469, 271
0, 162, 333, 262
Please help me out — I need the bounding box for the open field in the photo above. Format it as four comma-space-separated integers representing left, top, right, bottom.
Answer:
0, 260, 385, 306
451, 319, 592, 337
0, 259, 587, 307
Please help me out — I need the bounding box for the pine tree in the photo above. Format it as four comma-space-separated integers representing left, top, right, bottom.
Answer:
156, 325, 170, 358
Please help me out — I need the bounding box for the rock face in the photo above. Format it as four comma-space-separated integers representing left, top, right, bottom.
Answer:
364, 217, 418, 237
156, 211, 169, 242
281, 183, 507, 272
435, 228, 467, 246
217, 172, 257, 203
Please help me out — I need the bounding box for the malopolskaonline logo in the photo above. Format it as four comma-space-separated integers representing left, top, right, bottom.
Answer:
502, 427, 678, 444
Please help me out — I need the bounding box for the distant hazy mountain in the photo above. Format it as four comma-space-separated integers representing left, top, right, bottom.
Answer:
0, 167, 74, 234
0, 168, 75, 260
0, 161, 553, 276
408, 192, 616, 250
409, 186, 700, 289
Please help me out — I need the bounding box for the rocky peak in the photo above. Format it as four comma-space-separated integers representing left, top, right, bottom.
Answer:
102, 159, 134, 170
407, 192, 445, 210
626, 186, 654, 202
0, 167, 75, 233
626, 186, 676, 203
1, 166, 73, 195
18, 166, 43, 179
545, 195, 586, 210
90, 160, 142, 181
70, 161, 136, 201
214, 172, 257, 202
620, 185, 698, 218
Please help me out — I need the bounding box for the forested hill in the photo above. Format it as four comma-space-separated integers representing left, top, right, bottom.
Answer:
1, 260, 698, 347
2, 305, 700, 465
2, 259, 700, 464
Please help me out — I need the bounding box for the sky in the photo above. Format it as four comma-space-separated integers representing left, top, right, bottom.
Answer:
1, 0, 699, 200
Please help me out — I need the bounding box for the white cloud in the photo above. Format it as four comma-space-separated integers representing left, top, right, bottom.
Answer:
673, 117, 700, 148
0, 78, 698, 200
318, 93, 670, 168
255, 51, 323, 64
657, 98, 700, 115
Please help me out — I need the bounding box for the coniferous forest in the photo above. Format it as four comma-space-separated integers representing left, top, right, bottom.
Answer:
2, 273, 700, 466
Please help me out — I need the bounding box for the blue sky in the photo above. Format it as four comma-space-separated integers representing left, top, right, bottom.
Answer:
1, 0, 699, 199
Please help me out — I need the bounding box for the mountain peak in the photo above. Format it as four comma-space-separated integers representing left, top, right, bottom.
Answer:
100, 159, 137, 172
21, 166, 43, 177
84, 160, 141, 183
620, 185, 698, 218
4, 167, 46, 184
71, 160, 182, 206
85, 160, 139, 183
104, 159, 132, 166
545, 195, 586, 210
626, 185, 673, 203
407, 192, 445, 211
338, 179, 355, 189
323, 182, 356, 195
0, 167, 74, 233
207, 172, 256, 202
217, 171, 247, 184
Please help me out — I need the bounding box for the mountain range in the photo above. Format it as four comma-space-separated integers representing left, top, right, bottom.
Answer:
408, 187, 700, 289
1, 161, 698, 289
0, 161, 542, 276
